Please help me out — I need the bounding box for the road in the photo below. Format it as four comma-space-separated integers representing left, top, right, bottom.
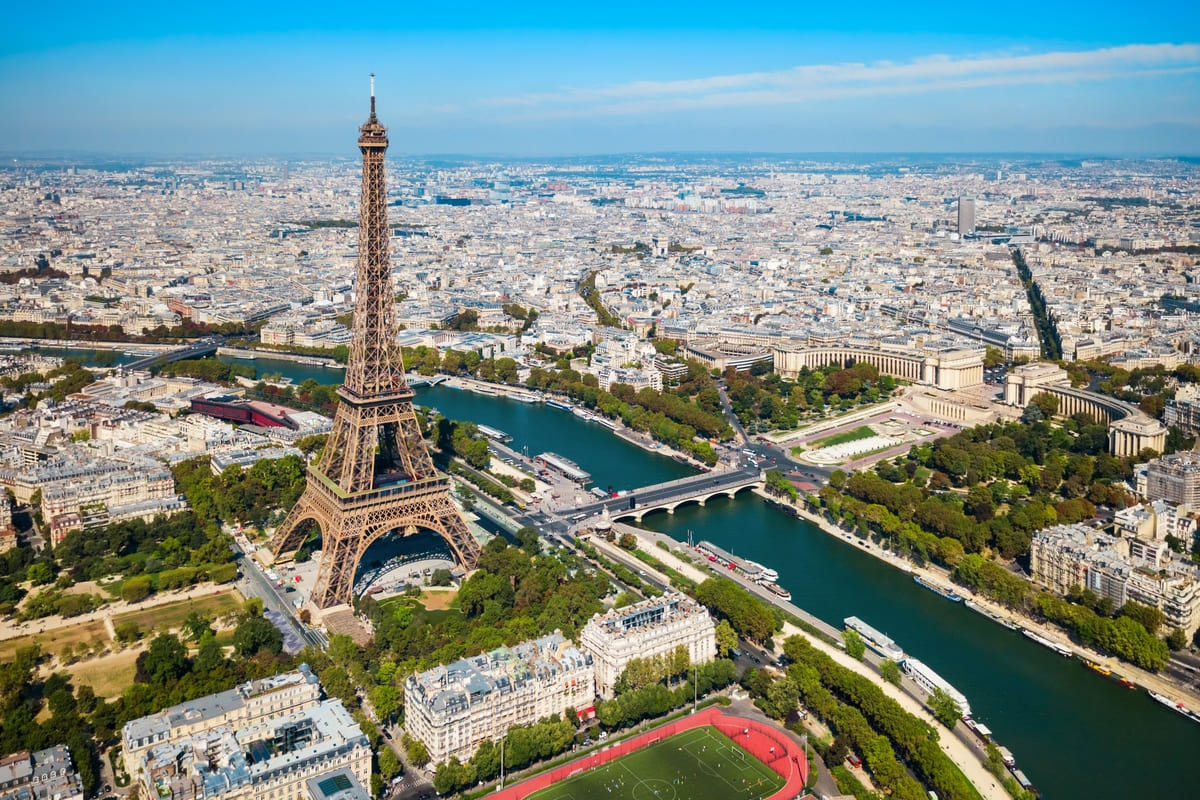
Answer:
233, 546, 326, 650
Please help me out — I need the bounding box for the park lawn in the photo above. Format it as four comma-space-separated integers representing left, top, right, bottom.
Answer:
812, 425, 876, 449
0, 618, 108, 663
421, 589, 458, 611
69, 647, 144, 699
526, 725, 783, 800
112, 588, 243, 635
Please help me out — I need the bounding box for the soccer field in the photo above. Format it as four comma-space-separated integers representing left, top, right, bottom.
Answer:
525, 726, 785, 800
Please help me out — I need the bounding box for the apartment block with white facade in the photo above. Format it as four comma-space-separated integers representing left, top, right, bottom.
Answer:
404, 632, 594, 765
1031, 523, 1200, 636
579, 593, 716, 700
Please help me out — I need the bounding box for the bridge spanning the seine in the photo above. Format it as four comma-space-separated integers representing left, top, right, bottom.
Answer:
568, 465, 763, 523
123, 340, 220, 371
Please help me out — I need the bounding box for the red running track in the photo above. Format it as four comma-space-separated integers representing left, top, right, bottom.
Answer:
491, 707, 808, 800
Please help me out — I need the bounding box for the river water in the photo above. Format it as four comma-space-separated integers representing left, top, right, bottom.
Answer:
50, 347, 1200, 796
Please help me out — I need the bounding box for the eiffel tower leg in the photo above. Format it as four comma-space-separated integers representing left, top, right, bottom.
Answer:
310, 514, 362, 609
270, 488, 323, 561
428, 495, 481, 569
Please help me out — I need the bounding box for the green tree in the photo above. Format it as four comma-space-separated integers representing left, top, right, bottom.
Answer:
929, 687, 962, 728
378, 747, 403, 781
879, 659, 902, 686
404, 735, 430, 767
1120, 600, 1165, 635
137, 633, 189, 685
1167, 628, 1188, 651
182, 610, 214, 641
121, 575, 152, 603
232, 615, 283, 657
714, 619, 738, 658
842, 629, 866, 661
26, 562, 54, 585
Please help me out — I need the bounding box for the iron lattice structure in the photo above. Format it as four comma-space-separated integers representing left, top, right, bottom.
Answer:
270, 83, 480, 608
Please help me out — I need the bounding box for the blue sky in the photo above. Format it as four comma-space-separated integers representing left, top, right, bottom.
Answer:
1, 1, 1198, 155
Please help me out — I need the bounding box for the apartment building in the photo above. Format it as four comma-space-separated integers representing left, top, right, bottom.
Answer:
0, 492, 15, 554
1031, 524, 1200, 635
122, 666, 322, 770
122, 666, 370, 800
0, 745, 84, 800
1145, 452, 1200, 512
579, 593, 716, 700
404, 632, 593, 765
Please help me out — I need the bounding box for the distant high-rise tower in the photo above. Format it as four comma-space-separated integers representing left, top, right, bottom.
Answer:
282, 161, 290, 184
269, 76, 480, 609
958, 196, 976, 236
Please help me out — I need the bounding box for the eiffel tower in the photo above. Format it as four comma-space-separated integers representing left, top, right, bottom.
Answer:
269, 77, 480, 609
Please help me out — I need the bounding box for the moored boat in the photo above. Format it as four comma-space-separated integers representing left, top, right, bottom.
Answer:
1021, 629, 1074, 657
1149, 691, 1200, 725
913, 574, 963, 602
964, 599, 1020, 631
765, 582, 791, 601
545, 398, 572, 411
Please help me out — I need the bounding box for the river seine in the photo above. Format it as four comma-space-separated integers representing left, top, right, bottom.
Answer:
49, 348, 1200, 796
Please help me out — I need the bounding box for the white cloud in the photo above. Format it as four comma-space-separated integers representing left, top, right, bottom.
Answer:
480, 43, 1200, 120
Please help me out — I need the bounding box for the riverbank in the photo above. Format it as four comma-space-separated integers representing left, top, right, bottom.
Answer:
772, 489, 1200, 711
592, 523, 1008, 800
219, 346, 342, 368
0, 337, 175, 354
444, 374, 719, 473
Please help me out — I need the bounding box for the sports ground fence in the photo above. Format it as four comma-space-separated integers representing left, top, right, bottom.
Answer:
489, 707, 809, 800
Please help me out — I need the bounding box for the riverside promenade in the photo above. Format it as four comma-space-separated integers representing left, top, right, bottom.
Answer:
778, 492, 1200, 710
587, 524, 1009, 800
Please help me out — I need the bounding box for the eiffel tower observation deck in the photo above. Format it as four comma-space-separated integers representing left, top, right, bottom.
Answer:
268, 76, 481, 609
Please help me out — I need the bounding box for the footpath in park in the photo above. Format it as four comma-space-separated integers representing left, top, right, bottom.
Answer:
0, 583, 242, 645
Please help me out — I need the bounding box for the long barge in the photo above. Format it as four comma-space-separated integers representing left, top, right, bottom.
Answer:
913, 574, 963, 602
1149, 691, 1200, 725
1021, 629, 1074, 658
901, 657, 972, 718
844, 616, 904, 661
964, 599, 1020, 631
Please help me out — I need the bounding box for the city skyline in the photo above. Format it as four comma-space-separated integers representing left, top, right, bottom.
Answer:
2, 0, 1198, 156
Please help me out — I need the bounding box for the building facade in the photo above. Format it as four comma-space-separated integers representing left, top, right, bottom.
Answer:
121, 667, 368, 800
122, 666, 323, 774
1146, 452, 1200, 512
774, 343, 984, 390
404, 632, 594, 765
579, 593, 716, 700
958, 196, 976, 235
0, 745, 84, 800
1031, 524, 1200, 636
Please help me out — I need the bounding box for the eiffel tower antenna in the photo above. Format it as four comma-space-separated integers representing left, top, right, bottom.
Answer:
268, 77, 480, 609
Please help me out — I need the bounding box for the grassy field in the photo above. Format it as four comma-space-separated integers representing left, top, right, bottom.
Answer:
812, 425, 876, 449
69, 647, 143, 699
0, 618, 108, 662
526, 726, 783, 800
111, 589, 242, 634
